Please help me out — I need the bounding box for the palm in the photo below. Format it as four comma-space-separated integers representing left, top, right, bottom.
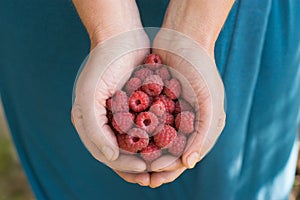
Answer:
72, 29, 150, 172
146, 28, 226, 187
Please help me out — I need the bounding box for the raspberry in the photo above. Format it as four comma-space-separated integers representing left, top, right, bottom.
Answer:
125, 77, 141, 95
117, 128, 149, 153
161, 112, 174, 126
104, 53, 196, 166
142, 75, 163, 97
129, 91, 150, 112
153, 125, 177, 148
112, 112, 134, 134
163, 78, 181, 100
168, 133, 187, 156
136, 112, 159, 134
144, 54, 162, 65
141, 142, 162, 162
111, 91, 129, 113
155, 66, 170, 81
174, 99, 193, 115
134, 67, 153, 80
149, 100, 166, 117
144, 54, 162, 70
106, 98, 112, 111
175, 111, 195, 135
154, 95, 175, 113
106, 109, 113, 123
148, 96, 154, 105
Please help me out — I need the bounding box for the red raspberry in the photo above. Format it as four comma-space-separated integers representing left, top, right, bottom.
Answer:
174, 99, 193, 115
136, 112, 159, 134
144, 54, 162, 70
154, 95, 175, 113
160, 112, 174, 126
175, 111, 195, 135
155, 66, 170, 81
153, 125, 177, 149
106, 109, 113, 123
163, 78, 182, 100
117, 128, 149, 153
106, 98, 112, 111
141, 142, 162, 162
142, 75, 163, 97
144, 53, 162, 65
134, 67, 153, 80
125, 77, 141, 95
148, 96, 154, 105
168, 133, 187, 156
112, 112, 134, 134
149, 100, 166, 117
129, 91, 150, 112
111, 91, 129, 113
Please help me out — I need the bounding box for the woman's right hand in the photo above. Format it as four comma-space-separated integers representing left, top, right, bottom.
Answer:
71, 0, 152, 185
147, 0, 233, 187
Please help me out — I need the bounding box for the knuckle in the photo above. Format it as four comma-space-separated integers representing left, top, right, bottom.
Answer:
71, 103, 83, 119
217, 110, 226, 132
71, 103, 83, 128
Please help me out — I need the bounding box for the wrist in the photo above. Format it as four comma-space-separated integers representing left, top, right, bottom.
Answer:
91, 2, 143, 46
162, 0, 234, 56
73, 0, 143, 49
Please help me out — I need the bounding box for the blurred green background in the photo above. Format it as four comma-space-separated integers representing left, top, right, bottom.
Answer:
0, 100, 34, 200
0, 98, 299, 200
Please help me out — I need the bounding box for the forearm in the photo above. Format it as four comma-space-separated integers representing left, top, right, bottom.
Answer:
72, 0, 143, 47
163, 0, 235, 55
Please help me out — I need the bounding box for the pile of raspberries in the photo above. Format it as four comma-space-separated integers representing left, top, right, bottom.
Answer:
105, 54, 195, 163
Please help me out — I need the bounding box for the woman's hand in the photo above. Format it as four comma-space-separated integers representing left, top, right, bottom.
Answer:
148, 0, 234, 187
71, 0, 152, 185
148, 28, 226, 187
71, 0, 234, 187
72, 28, 150, 170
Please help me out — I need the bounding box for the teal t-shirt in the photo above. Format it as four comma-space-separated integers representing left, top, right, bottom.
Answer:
0, 0, 300, 199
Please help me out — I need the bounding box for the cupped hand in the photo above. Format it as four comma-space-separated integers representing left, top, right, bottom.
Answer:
71, 0, 232, 186
148, 28, 226, 188
71, 29, 152, 179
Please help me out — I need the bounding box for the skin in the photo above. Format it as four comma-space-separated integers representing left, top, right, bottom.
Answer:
72, 0, 234, 188
72, 0, 143, 49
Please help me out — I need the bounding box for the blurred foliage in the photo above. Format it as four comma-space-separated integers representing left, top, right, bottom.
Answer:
291, 147, 300, 200
0, 101, 35, 200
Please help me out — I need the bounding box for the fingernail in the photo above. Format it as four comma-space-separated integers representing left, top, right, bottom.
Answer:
187, 152, 200, 168
102, 146, 114, 161
138, 182, 145, 186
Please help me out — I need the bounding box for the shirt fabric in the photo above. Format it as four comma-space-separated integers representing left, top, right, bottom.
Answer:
0, 0, 300, 199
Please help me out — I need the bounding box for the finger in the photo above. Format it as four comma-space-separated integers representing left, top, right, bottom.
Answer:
71, 103, 83, 129
72, 86, 120, 162
198, 110, 226, 157
71, 110, 147, 172
89, 142, 147, 172
114, 170, 150, 186
109, 154, 147, 172
182, 97, 226, 169
181, 98, 211, 168
149, 167, 186, 188
71, 112, 75, 126
71, 105, 113, 164
151, 155, 182, 172
89, 124, 120, 161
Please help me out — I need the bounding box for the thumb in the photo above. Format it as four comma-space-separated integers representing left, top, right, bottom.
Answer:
71, 101, 119, 161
